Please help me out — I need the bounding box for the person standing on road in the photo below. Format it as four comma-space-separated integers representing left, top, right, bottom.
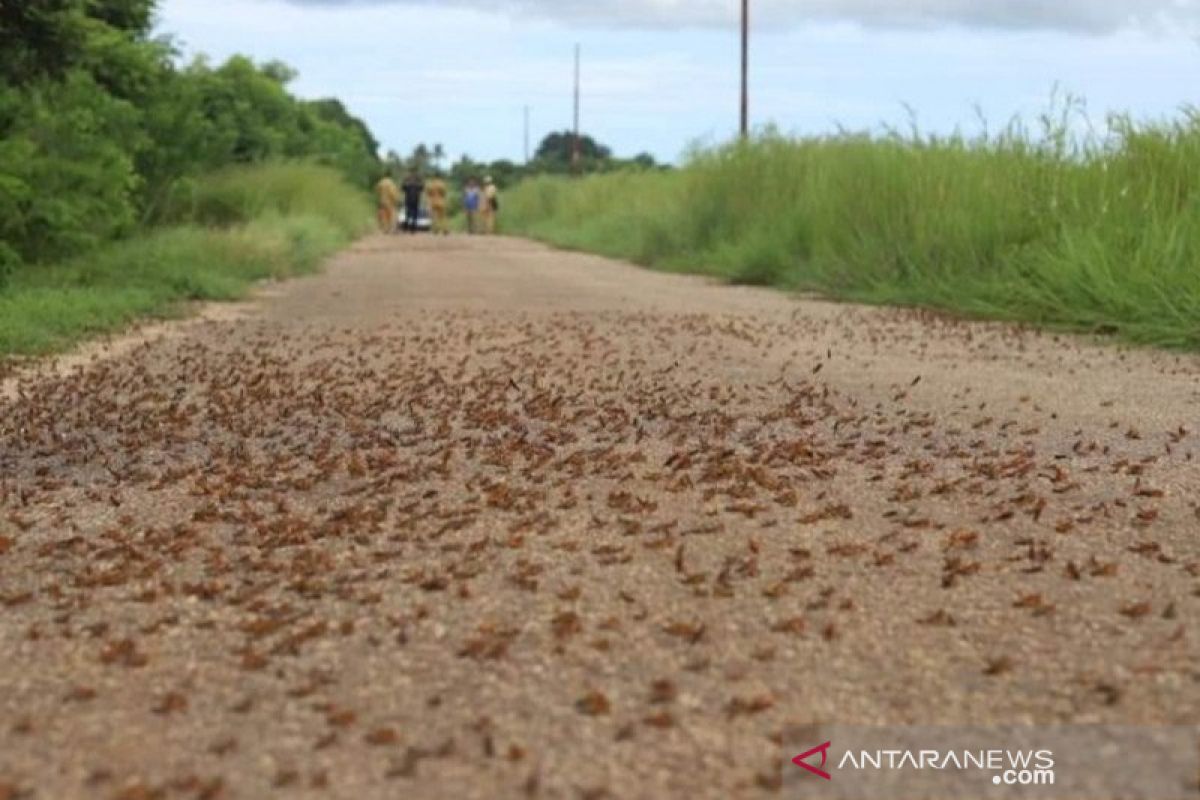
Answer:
401, 170, 425, 234
426, 175, 449, 236
374, 173, 400, 233
482, 176, 500, 235
463, 178, 482, 235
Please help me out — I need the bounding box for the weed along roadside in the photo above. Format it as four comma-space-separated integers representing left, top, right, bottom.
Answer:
504, 117, 1200, 350
0, 165, 371, 359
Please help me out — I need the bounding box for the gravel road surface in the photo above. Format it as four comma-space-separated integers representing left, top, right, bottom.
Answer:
2, 235, 1198, 799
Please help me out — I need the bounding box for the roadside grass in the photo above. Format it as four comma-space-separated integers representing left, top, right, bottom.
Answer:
506, 111, 1200, 350
0, 164, 370, 357
160, 162, 371, 235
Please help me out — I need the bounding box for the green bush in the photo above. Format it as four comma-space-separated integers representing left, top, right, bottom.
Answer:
0, 164, 368, 357
0, 75, 142, 265
506, 113, 1200, 349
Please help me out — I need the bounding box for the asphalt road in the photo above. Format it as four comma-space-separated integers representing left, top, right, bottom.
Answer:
2, 234, 1198, 799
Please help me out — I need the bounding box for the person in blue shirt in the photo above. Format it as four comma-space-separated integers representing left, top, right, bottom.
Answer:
462, 178, 482, 235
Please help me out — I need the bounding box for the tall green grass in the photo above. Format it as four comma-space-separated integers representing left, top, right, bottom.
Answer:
507, 110, 1200, 349
1, 164, 370, 357
161, 163, 371, 235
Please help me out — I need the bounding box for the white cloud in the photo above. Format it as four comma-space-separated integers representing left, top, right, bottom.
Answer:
159, 0, 1200, 164
284, 0, 1200, 33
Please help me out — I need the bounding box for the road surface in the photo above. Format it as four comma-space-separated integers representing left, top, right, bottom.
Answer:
2, 235, 1198, 799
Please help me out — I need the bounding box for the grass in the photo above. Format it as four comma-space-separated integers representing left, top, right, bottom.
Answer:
0, 164, 370, 357
160, 163, 371, 235
505, 108, 1200, 349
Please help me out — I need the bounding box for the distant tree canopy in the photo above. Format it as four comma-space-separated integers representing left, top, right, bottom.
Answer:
534, 131, 612, 165
0, 0, 381, 276
384, 132, 666, 194
530, 131, 662, 176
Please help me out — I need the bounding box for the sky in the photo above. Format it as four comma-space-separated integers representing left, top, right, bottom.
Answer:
156, 0, 1200, 165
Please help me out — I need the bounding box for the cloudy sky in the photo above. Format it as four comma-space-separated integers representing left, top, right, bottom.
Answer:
157, 0, 1200, 164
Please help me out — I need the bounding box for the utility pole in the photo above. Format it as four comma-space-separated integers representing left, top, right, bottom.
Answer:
572, 43, 582, 175
740, 0, 750, 139
524, 105, 531, 164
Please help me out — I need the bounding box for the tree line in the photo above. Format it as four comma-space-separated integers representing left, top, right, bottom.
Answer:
387, 131, 665, 190
0, 1, 381, 277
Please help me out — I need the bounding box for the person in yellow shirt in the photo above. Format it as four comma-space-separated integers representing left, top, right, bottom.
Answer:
482, 176, 499, 235
425, 176, 449, 236
374, 174, 400, 233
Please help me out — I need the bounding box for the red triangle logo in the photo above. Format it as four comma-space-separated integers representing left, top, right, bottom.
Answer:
793, 741, 833, 780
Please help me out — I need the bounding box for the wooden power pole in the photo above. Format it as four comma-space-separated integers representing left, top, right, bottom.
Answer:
524, 105, 531, 164
573, 44, 582, 175
740, 0, 749, 139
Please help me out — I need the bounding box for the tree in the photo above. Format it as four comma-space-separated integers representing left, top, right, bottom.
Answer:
449, 154, 482, 181
261, 60, 297, 85
0, 0, 157, 85
305, 98, 382, 187
0, 1, 88, 83
90, 0, 157, 36
533, 130, 613, 170
0, 0, 161, 267
310, 98, 380, 160
631, 152, 658, 170
383, 150, 404, 176
0, 1, 385, 272
410, 143, 431, 173
486, 159, 520, 187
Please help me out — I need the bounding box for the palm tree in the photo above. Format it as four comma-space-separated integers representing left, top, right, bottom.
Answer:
432, 143, 446, 175
384, 149, 403, 176
411, 143, 431, 173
